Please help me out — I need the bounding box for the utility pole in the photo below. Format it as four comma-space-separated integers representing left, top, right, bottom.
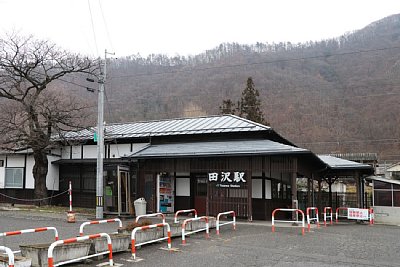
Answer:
96, 49, 114, 219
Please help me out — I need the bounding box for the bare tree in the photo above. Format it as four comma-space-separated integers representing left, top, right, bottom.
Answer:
0, 33, 97, 204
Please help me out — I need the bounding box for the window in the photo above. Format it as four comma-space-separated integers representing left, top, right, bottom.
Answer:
5, 168, 23, 188
374, 191, 392, 206
374, 181, 392, 189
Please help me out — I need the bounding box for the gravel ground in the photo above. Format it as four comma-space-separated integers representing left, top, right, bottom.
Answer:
1, 209, 400, 267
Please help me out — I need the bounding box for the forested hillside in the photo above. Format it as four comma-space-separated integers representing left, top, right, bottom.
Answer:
76, 14, 400, 161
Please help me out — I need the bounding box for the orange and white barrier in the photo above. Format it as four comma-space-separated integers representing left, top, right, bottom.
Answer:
131, 222, 171, 260
306, 207, 320, 232
271, 208, 305, 235
369, 208, 374, 225
216, 211, 236, 235
323, 207, 333, 226
335, 207, 348, 223
0, 246, 14, 267
79, 218, 122, 236
0, 227, 59, 248
0, 227, 59, 241
69, 180, 73, 212
181, 216, 209, 244
48, 233, 113, 267
135, 213, 166, 224
174, 209, 198, 223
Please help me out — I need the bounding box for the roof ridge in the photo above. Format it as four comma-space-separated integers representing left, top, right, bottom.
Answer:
104, 114, 229, 126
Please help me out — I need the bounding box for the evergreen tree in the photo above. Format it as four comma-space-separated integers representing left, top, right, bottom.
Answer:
239, 77, 268, 125
219, 99, 236, 115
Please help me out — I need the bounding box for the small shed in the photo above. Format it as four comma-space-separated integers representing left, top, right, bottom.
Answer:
368, 176, 400, 225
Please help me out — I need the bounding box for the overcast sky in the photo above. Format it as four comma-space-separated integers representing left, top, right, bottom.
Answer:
1, 0, 399, 58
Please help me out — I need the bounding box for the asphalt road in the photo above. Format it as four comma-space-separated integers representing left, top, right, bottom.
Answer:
1, 209, 400, 267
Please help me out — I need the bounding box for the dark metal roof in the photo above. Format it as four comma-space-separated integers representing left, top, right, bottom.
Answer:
318, 155, 373, 170
366, 176, 400, 185
58, 115, 271, 141
127, 139, 309, 159
328, 153, 378, 162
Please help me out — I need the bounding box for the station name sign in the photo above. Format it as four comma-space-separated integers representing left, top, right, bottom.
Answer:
208, 171, 247, 188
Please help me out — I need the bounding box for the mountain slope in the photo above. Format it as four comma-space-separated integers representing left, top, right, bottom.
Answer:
101, 14, 400, 161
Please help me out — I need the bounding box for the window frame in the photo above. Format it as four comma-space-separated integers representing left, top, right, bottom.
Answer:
4, 167, 24, 189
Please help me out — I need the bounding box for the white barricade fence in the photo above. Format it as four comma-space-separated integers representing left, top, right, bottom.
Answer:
181, 216, 209, 244
0, 227, 59, 254
135, 213, 166, 224
0, 246, 14, 267
131, 222, 171, 260
335, 207, 348, 223
336, 207, 374, 225
323, 207, 333, 226
216, 211, 236, 235
79, 218, 122, 236
174, 209, 198, 223
271, 208, 305, 235
306, 207, 320, 232
47, 233, 113, 267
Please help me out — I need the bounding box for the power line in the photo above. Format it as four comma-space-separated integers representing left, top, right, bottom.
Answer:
98, 0, 114, 52
87, 0, 99, 57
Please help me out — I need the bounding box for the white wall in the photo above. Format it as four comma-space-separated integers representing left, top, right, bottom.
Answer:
25, 156, 35, 189
7, 155, 25, 167
61, 146, 71, 159
83, 145, 97, 158
0, 156, 5, 188
62, 143, 149, 159
47, 155, 60, 190
374, 206, 400, 225
109, 144, 131, 158
71, 146, 81, 159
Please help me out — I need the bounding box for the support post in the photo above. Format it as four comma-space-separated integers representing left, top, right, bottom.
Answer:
291, 172, 297, 221
328, 177, 332, 208
307, 177, 311, 207
96, 52, 106, 219
96, 50, 114, 219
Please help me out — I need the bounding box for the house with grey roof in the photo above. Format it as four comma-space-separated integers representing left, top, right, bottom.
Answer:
0, 114, 373, 221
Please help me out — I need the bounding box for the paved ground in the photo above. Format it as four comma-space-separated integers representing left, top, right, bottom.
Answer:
1, 208, 400, 267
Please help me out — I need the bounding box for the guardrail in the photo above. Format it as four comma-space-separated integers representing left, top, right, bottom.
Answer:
0, 227, 59, 254
181, 216, 209, 244
272, 208, 305, 235
47, 233, 113, 267
79, 218, 122, 236
135, 213, 166, 224
335, 207, 348, 223
306, 207, 320, 232
216, 211, 236, 235
131, 222, 171, 260
323, 207, 333, 226
0, 246, 14, 267
174, 209, 198, 223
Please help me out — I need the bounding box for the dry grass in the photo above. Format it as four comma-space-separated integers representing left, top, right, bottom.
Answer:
124, 219, 153, 231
